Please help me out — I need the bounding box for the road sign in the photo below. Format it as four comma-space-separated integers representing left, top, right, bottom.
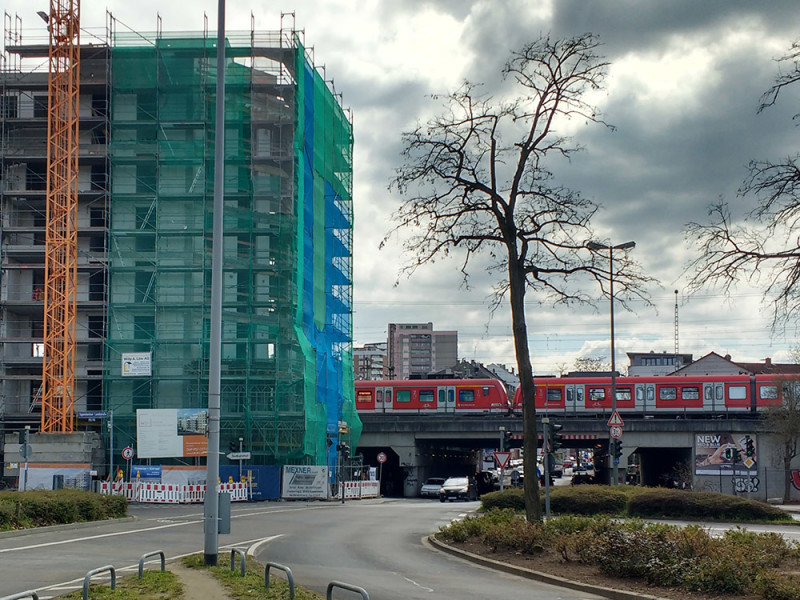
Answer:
121, 446, 134, 460
607, 410, 625, 427
494, 451, 511, 469
77, 411, 109, 420
610, 426, 623, 439
376, 452, 387, 464
227, 452, 251, 460
19, 444, 31, 460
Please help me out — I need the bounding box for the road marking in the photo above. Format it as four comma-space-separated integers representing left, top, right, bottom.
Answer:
247, 534, 283, 556
403, 576, 434, 592
0, 520, 203, 554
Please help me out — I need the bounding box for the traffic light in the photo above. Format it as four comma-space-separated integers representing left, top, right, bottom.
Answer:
611, 439, 622, 460
744, 436, 755, 458
549, 422, 564, 451
731, 447, 741, 464
228, 440, 238, 453
503, 431, 513, 451
337, 443, 350, 460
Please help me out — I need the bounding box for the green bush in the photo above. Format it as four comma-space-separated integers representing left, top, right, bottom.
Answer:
627, 488, 792, 521
549, 486, 628, 515
0, 490, 128, 530
480, 488, 524, 511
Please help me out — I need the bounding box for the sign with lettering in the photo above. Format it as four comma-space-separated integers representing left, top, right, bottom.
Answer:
281, 465, 329, 499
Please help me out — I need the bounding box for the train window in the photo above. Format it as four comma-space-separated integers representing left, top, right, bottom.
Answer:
760, 385, 778, 400
376, 390, 383, 403
729, 386, 747, 400
396, 390, 411, 403
386, 390, 392, 402
715, 384, 723, 401
704, 385, 712, 401
647, 387, 654, 402
577, 387, 584, 404
681, 387, 700, 400
636, 387, 643, 402
356, 390, 372, 404
615, 387, 631, 401
459, 389, 476, 402
420, 389, 435, 403
546, 388, 562, 403
567, 388, 573, 403
588, 388, 605, 401
483, 386, 490, 396
659, 387, 677, 401
438, 389, 445, 404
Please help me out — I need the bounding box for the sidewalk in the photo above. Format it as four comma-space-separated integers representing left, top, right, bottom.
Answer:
167, 562, 235, 600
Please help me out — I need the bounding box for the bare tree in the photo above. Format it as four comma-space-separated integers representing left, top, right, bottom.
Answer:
573, 356, 610, 373
686, 41, 800, 328
385, 33, 653, 522
764, 379, 800, 503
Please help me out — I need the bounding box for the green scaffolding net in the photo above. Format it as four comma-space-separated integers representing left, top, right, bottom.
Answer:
104, 30, 358, 468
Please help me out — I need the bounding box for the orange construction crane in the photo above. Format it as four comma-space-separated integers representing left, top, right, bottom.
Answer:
41, 0, 80, 433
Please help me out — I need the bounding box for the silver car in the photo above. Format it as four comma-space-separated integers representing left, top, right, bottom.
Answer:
419, 477, 446, 498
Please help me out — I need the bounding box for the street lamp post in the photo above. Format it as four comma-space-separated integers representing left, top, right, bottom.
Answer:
588, 240, 635, 486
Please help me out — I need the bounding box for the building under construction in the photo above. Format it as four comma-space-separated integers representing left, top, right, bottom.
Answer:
0, 12, 359, 479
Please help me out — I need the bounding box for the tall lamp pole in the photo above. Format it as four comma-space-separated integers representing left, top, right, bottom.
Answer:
588, 240, 635, 486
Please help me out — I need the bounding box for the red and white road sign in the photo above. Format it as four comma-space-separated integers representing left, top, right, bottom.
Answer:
494, 451, 511, 469
122, 446, 134, 460
610, 426, 623, 439
607, 410, 625, 428
376, 452, 387, 464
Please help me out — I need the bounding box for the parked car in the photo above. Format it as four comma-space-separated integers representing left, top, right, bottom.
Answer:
438, 477, 478, 502
551, 461, 563, 478
419, 477, 446, 498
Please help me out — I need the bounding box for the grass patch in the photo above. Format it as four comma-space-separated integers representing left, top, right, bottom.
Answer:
182, 553, 324, 599
58, 570, 182, 599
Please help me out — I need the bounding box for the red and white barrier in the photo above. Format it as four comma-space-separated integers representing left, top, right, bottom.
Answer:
340, 480, 380, 499
100, 480, 251, 503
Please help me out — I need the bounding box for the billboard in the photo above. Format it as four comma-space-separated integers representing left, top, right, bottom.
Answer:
695, 432, 757, 475
136, 409, 209, 458
281, 465, 329, 499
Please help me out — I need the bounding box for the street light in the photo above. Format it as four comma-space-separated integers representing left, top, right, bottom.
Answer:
588, 240, 635, 486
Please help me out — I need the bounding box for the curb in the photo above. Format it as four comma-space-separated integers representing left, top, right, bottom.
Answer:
426, 534, 670, 600
0, 516, 135, 540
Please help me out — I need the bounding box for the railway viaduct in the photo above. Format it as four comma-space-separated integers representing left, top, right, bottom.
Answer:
357, 414, 796, 501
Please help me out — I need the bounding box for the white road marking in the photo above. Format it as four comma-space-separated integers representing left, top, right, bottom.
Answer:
403, 575, 434, 592
247, 534, 283, 556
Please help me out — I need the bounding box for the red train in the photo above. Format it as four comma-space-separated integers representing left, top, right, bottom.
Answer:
355, 378, 509, 414
355, 373, 789, 416
511, 374, 785, 416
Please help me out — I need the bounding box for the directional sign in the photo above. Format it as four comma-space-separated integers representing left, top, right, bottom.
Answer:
607, 410, 625, 428
610, 426, 623, 439
494, 451, 512, 469
227, 451, 251, 460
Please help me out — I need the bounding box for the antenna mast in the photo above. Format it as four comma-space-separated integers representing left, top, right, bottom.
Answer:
673, 290, 679, 355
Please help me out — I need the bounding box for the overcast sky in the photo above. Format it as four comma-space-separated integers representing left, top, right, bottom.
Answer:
6, 1, 800, 375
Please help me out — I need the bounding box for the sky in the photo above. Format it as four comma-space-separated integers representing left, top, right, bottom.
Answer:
5, 1, 800, 375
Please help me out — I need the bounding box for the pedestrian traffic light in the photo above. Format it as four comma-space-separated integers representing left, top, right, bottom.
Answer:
744, 436, 755, 458
549, 422, 564, 451
611, 439, 622, 460
503, 431, 513, 451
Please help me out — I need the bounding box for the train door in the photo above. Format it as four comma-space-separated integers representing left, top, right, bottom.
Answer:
565, 384, 577, 416
635, 383, 645, 414
641, 383, 655, 415
380, 386, 393, 413
440, 385, 456, 413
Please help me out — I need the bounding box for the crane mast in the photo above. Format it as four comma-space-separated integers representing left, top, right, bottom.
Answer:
41, 0, 80, 433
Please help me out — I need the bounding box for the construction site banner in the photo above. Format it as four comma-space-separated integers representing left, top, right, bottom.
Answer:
281, 465, 329, 499
122, 352, 152, 376
136, 409, 209, 458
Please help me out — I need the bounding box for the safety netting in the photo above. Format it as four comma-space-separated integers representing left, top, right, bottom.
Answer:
103, 29, 358, 468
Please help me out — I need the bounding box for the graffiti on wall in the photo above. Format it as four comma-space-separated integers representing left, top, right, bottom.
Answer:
732, 477, 760, 493
791, 470, 800, 491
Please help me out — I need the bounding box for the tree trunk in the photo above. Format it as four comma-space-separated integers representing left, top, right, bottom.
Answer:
785, 448, 793, 504
508, 258, 541, 522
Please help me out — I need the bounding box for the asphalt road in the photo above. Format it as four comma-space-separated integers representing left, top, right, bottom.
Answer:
0, 498, 605, 600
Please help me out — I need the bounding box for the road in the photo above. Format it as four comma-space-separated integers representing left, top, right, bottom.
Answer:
1, 497, 797, 599
0, 498, 605, 599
